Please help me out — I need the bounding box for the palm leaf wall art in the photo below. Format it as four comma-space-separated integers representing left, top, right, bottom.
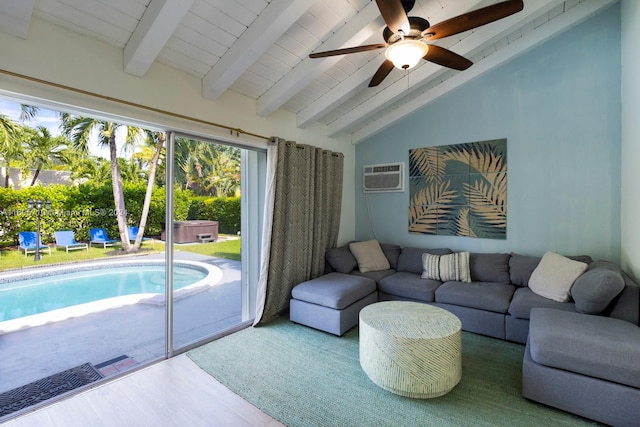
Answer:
409, 147, 440, 183
408, 179, 457, 234
408, 139, 507, 239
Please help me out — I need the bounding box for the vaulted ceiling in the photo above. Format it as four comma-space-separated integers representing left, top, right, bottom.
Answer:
0, 0, 616, 144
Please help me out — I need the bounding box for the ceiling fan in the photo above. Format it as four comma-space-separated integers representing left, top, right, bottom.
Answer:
309, 0, 524, 87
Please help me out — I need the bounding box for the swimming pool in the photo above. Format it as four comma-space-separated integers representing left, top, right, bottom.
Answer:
0, 260, 222, 333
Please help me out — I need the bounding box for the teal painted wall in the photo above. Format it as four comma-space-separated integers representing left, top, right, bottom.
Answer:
355, 5, 621, 262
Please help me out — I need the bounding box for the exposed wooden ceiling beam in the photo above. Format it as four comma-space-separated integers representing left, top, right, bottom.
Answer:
202, 0, 314, 100
351, 0, 617, 144
256, 1, 383, 118
0, 0, 35, 39
124, 0, 194, 77
327, 0, 564, 138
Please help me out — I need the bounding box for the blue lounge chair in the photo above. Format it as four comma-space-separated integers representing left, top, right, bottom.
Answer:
127, 226, 153, 245
89, 228, 119, 248
18, 231, 51, 257
54, 230, 89, 253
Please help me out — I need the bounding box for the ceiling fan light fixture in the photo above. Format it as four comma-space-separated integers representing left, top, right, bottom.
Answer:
385, 39, 428, 70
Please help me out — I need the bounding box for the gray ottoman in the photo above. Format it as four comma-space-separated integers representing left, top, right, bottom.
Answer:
523, 308, 640, 427
290, 272, 377, 336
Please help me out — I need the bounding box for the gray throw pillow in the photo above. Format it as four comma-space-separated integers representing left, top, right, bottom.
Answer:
571, 262, 625, 314
325, 246, 357, 274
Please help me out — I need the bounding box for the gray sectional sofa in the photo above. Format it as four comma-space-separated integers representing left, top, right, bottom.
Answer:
289, 242, 640, 426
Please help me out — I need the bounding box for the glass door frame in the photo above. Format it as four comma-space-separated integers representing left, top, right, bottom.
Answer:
163, 131, 266, 358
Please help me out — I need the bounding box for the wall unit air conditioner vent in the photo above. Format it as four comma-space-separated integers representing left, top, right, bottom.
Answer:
363, 162, 404, 193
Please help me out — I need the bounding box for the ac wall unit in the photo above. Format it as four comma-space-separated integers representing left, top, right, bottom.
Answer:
363, 162, 404, 193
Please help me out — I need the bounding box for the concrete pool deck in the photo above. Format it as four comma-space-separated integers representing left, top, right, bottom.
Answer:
0, 252, 243, 394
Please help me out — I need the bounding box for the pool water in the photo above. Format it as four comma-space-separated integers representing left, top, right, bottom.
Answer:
0, 265, 207, 322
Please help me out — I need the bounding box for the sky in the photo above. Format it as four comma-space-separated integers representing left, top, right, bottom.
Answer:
0, 98, 127, 159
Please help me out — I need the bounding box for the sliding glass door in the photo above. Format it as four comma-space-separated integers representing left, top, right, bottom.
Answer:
0, 97, 265, 420
167, 132, 264, 352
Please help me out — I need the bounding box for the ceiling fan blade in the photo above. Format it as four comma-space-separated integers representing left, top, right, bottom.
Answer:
422, 0, 524, 40
369, 60, 395, 87
423, 45, 472, 70
376, 0, 410, 34
309, 43, 387, 58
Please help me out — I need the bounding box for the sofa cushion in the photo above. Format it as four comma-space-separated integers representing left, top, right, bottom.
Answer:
380, 243, 401, 270
528, 252, 588, 302
571, 261, 625, 315
435, 281, 516, 313
350, 269, 396, 282
470, 253, 511, 284
508, 287, 576, 319
509, 254, 540, 287
421, 252, 471, 283
291, 272, 376, 310
397, 247, 452, 274
377, 272, 441, 303
509, 253, 593, 287
529, 308, 640, 389
325, 245, 358, 274
349, 240, 390, 273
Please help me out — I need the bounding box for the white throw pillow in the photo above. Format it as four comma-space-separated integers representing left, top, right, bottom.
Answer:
349, 240, 390, 273
528, 252, 588, 302
421, 252, 471, 283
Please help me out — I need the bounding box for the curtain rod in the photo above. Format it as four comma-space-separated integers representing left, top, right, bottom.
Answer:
0, 68, 272, 141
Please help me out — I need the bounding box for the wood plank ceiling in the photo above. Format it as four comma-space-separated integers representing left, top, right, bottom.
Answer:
0, 0, 616, 144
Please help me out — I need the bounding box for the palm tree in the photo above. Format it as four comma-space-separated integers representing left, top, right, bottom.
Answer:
22, 126, 69, 186
131, 131, 165, 250
61, 113, 143, 251
0, 115, 21, 188
174, 138, 240, 196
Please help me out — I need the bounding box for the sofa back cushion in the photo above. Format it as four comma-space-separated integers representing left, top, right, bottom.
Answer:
325, 246, 358, 274
380, 243, 401, 270
509, 253, 593, 287
571, 261, 625, 314
470, 253, 511, 284
509, 254, 540, 286
397, 247, 452, 274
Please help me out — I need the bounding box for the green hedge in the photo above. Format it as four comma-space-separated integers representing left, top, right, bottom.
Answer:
0, 183, 193, 244
187, 196, 240, 234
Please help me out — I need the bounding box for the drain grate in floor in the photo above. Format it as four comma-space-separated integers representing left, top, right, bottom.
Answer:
95, 354, 139, 377
0, 363, 103, 417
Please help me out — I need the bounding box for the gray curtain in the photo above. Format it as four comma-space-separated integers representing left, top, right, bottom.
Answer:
254, 139, 343, 324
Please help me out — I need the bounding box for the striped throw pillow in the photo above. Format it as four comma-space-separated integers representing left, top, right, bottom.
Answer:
421, 252, 471, 282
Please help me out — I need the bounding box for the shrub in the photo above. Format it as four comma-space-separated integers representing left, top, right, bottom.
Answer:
188, 196, 240, 234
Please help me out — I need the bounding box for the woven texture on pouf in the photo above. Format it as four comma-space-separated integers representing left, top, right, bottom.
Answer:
359, 301, 462, 398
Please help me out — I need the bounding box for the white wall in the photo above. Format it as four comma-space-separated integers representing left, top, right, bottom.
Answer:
0, 167, 72, 189
621, 0, 640, 280
0, 16, 355, 245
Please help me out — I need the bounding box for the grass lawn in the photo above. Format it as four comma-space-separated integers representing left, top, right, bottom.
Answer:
0, 237, 241, 272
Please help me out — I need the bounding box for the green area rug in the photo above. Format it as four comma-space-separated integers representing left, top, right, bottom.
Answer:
188, 318, 599, 427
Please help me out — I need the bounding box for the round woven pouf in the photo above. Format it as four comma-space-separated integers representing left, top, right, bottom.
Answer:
359, 301, 462, 398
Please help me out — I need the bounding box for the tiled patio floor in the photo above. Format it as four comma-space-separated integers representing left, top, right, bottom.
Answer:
0, 253, 243, 394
